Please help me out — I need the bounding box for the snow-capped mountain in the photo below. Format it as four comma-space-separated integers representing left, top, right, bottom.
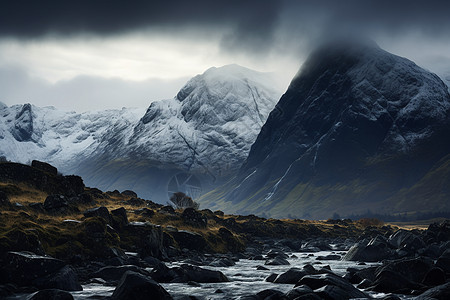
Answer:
0, 64, 281, 203
0, 103, 145, 170
201, 40, 450, 219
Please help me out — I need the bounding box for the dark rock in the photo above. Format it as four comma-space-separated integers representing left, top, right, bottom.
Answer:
1, 252, 66, 286
345, 266, 377, 284
376, 257, 433, 285
415, 282, 450, 300
316, 254, 341, 261
181, 207, 207, 228
256, 289, 285, 300
273, 268, 308, 284
122, 190, 138, 198
370, 269, 418, 294
135, 208, 154, 217
159, 205, 176, 214
265, 257, 290, 266
127, 197, 146, 206
44, 194, 69, 212
171, 230, 208, 251
343, 236, 394, 262
0, 190, 10, 206
151, 263, 228, 283
29, 202, 44, 210
257, 265, 270, 271
124, 222, 165, 258
266, 249, 289, 259
380, 295, 402, 300
315, 284, 353, 300
219, 227, 245, 253
32, 265, 82, 291
70, 193, 93, 204
29, 289, 74, 300
111, 271, 172, 300
11, 104, 33, 141
285, 285, 313, 299
265, 273, 279, 283
83, 206, 112, 223
209, 258, 235, 267
92, 265, 151, 282
31, 160, 57, 176
436, 257, 450, 275
422, 267, 446, 286
111, 207, 129, 228
357, 278, 373, 289
296, 273, 369, 299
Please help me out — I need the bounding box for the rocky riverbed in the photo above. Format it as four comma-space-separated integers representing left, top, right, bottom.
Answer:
1, 161, 450, 299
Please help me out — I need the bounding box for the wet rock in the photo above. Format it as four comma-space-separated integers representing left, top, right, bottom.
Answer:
209, 258, 235, 267
345, 266, 377, 284
315, 284, 354, 300
266, 249, 289, 259
370, 269, 418, 294
376, 257, 433, 285
285, 285, 313, 299
181, 207, 207, 228
92, 265, 151, 282
29, 289, 74, 300
257, 265, 270, 271
273, 268, 308, 284
436, 257, 450, 275
44, 194, 69, 212
343, 236, 393, 262
415, 282, 450, 300
111, 271, 172, 300
1, 251, 66, 286
296, 273, 369, 299
422, 267, 446, 286
265, 273, 279, 283
33, 265, 82, 291
151, 263, 229, 283
256, 289, 285, 300
316, 254, 341, 261
265, 257, 290, 266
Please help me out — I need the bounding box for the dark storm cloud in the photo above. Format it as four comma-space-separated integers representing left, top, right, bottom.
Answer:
1, 0, 450, 55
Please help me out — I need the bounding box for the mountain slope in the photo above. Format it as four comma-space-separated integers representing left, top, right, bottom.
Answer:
1, 64, 281, 203
200, 41, 450, 219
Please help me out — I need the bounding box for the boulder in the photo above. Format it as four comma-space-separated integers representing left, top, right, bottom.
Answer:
256, 289, 285, 300
31, 160, 57, 176
415, 282, 450, 300
265, 257, 290, 266
135, 208, 154, 217
296, 273, 369, 299
285, 285, 313, 299
32, 265, 82, 291
151, 263, 229, 283
122, 190, 138, 198
0, 191, 10, 206
342, 236, 393, 262
111, 207, 129, 228
83, 206, 112, 223
171, 230, 208, 251
316, 254, 341, 261
370, 269, 418, 294
1, 251, 66, 286
422, 267, 446, 286
29, 289, 74, 300
111, 271, 172, 300
273, 268, 308, 284
123, 222, 165, 258
44, 194, 69, 212
181, 207, 207, 228
92, 265, 151, 282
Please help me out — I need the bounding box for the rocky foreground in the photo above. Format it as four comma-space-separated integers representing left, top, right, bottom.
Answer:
0, 161, 449, 299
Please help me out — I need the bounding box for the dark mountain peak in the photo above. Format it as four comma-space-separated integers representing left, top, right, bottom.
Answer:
204, 42, 450, 219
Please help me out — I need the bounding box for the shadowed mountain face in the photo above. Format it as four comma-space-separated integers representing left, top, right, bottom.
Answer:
201, 40, 450, 219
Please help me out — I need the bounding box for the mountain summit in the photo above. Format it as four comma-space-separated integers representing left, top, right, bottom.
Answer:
0, 64, 281, 202
201, 41, 450, 219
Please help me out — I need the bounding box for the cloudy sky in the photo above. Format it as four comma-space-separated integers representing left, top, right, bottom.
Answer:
0, 0, 449, 112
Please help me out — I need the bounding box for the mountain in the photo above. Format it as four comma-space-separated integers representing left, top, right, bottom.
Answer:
200, 40, 450, 220
0, 64, 281, 203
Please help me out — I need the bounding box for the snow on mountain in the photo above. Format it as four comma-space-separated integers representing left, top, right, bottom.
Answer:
120, 64, 280, 177
1, 64, 281, 202
0, 103, 145, 171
